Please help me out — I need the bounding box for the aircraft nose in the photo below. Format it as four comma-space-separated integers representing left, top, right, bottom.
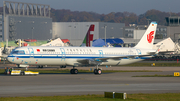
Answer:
6, 56, 9, 61
7, 56, 11, 62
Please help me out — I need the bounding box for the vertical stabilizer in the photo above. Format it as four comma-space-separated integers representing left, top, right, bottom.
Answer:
81, 24, 95, 47
134, 22, 157, 49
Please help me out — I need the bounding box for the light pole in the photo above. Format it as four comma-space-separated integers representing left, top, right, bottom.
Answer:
32, 27, 34, 39
104, 25, 107, 46
147, 19, 151, 25
134, 26, 138, 45
68, 25, 72, 42
31, 21, 34, 39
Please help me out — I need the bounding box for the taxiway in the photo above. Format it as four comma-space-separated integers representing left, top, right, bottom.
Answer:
0, 66, 180, 97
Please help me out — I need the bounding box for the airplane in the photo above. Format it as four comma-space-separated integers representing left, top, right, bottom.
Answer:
1, 24, 95, 68
39, 24, 94, 68
7, 22, 157, 75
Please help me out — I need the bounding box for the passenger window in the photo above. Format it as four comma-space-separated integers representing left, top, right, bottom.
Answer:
11, 50, 25, 55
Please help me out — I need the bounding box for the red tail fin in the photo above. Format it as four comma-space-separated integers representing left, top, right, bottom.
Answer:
81, 24, 95, 47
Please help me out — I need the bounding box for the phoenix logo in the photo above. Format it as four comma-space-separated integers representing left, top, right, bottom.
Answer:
147, 31, 154, 43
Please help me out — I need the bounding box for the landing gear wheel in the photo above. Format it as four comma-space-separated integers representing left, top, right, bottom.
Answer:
74, 69, 78, 74
17, 64, 20, 68
70, 69, 78, 74
38, 65, 43, 68
94, 69, 98, 74
60, 66, 66, 68
94, 69, 101, 75
70, 69, 73, 74
20, 72, 24, 75
97, 69, 101, 74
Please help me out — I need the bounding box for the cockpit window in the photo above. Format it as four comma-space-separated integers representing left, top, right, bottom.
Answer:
11, 50, 25, 55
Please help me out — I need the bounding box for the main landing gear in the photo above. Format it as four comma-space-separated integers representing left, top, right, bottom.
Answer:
60, 66, 66, 68
38, 65, 43, 68
70, 66, 78, 74
94, 65, 102, 75
70, 65, 102, 75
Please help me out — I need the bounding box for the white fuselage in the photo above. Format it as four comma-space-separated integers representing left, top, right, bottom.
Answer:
7, 46, 155, 66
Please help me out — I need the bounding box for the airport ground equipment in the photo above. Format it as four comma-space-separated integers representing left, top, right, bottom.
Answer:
5, 69, 39, 76
174, 72, 180, 76
104, 92, 127, 99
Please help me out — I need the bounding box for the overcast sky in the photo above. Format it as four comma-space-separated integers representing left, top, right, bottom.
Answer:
1, 0, 180, 15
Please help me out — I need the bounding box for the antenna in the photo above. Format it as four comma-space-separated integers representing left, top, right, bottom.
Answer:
169, 7, 171, 17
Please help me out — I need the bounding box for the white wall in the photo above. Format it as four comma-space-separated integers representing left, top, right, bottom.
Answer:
133, 30, 146, 39
52, 22, 99, 46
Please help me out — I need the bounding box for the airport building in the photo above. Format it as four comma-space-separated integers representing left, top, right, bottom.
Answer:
0, 14, 2, 41
1, 1, 180, 49
52, 22, 125, 46
166, 16, 180, 42
1, 1, 52, 41
125, 17, 180, 43
123, 24, 168, 46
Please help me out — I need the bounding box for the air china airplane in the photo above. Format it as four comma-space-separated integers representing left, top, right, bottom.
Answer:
7, 22, 157, 75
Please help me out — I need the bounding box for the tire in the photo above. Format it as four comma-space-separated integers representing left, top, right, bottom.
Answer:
20, 72, 24, 75
74, 69, 78, 74
17, 64, 20, 68
61, 66, 66, 68
97, 69, 102, 75
94, 69, 101, 75
94, 69, 98, 74
70, 69, 78, 74
38, 65, 43, 68
70, 69, 73, 74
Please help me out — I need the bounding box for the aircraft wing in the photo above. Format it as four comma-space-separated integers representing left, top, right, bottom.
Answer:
77, 54, 155, 65
158, 51, 174, 54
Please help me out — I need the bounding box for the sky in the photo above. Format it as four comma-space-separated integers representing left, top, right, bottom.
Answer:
0, 0, 180, 15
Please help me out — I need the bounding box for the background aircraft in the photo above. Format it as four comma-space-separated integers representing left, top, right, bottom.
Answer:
80, 24, 94, 47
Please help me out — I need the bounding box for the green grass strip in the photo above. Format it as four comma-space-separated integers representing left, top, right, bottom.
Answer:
1, 93, 180, 101
116, 62, 180, 67
133, 74, 180, 77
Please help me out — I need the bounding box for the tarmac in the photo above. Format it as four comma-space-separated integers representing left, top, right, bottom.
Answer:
0, 64, 180, 97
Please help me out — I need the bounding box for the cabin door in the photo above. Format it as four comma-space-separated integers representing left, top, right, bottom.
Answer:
98, 50, 103, 58
28, 48, 34, 58
60, 48, 66, 61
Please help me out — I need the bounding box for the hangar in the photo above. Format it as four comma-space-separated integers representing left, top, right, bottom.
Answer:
2, 1, 52, 41
52, 22, 125, 46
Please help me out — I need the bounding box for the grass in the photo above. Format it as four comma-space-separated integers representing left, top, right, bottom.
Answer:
132, 74, 178, 77
1, 61, 180, 67
1, 93, 180, 101
1, 62, 179, 74
116, 62, 180, 67
0, 40, 47, 47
